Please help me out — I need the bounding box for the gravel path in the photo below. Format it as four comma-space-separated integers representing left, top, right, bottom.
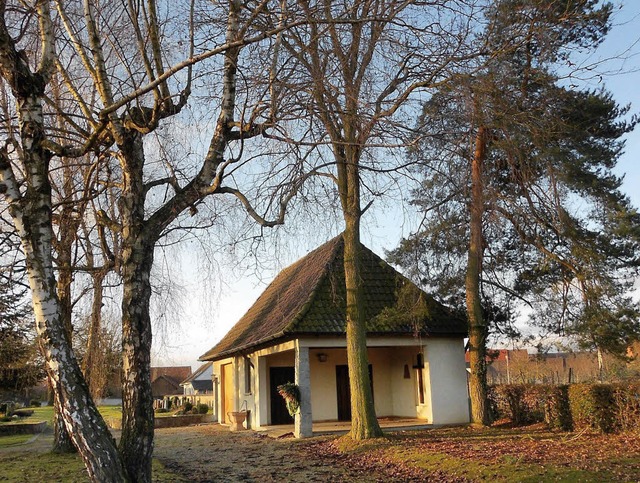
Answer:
153, 424, 356, 482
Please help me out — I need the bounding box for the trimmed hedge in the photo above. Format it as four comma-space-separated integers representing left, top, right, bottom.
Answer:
544, 385, 572, 431
568, 384, 615, 433
488, 381, 639, 433
489, 384, 546, 425
612, 382, 640, 433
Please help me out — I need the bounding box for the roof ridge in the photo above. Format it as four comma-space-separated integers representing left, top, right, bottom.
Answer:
283, 234, 344, 334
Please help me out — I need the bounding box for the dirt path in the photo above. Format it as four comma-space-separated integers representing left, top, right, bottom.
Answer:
154, 425, 347, 482
152, 424, 430, 482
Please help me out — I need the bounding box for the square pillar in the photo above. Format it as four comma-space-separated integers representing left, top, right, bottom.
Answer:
295, 342, 312, 438
255, 355, 269, 428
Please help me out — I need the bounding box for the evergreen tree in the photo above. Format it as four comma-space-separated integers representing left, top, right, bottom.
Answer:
0, 278, 43, 394
390, 0, 639, 424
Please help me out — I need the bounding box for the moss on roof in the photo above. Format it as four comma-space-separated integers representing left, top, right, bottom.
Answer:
200, 234, 467, 361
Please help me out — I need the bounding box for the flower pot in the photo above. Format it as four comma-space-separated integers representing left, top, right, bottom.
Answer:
227, 410, 249, 431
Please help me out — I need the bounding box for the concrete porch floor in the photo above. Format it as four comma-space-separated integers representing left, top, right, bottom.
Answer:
252, 417, 435, 438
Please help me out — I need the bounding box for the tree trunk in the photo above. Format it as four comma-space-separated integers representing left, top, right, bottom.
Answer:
466, 126, 490, 426
2, 90, 128, 481
52, 227, 76, 453
83, 270, 107, 400
52, 397, 75, 453
339, 149, 382, 440
118, 131, 155, 483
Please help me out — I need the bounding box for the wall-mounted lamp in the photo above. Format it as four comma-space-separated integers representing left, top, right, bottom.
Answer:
317, 353, 328, 363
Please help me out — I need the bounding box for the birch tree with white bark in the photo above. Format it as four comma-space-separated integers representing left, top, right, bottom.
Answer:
0, 0, 304, 481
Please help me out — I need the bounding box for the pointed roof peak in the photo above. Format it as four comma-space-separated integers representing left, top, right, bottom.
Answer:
200, 234, 466, 361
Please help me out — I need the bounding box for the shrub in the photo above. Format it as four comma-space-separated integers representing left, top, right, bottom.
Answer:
611, 382, 640, 433
30, 400, 41, 407
277, 382, 301, 417
155, 408, 169, 414
197, 403, 209, 415
568, 384, 616, 433
0, 403, 7, 415
489, 385, 545, 425
544, 385, 572, 431
183, 401, 193, 412
11, 409, 34, 418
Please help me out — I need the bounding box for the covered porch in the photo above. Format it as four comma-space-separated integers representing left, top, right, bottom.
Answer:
253, 417, 438, 439
212, 335, 469, 438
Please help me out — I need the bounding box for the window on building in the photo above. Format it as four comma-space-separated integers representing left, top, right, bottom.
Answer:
414, 353, 425, 405
244, 357, 254, 394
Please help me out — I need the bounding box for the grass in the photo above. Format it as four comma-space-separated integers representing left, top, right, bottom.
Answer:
3, 414, 635, 482
0, 434, 32, 448
383, 444, 607, 481
0, 405, 187, 482
0, 405, 124, 428
0, 446, 184, 482
329, 424, 640, 482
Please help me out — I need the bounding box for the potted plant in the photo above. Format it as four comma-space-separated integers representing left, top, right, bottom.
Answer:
277, 382, 300, 417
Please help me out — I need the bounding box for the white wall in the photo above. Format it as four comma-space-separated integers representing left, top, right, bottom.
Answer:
423, 338, 470, 424
211, 335, 469, 427
388, 347, 425, 418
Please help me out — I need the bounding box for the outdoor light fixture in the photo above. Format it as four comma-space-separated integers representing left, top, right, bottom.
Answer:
317, 353, 328, 362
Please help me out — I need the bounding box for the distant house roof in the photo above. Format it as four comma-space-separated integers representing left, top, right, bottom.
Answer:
200, 234, 467, 362
465, 349, 529, 364
190, 380, 213, 392
150, 366, 191, 384
151, 374, 186, 397
181, 361, 212, 385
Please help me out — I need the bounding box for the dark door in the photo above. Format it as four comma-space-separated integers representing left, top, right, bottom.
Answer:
336, 364, 374, 421
270, 366, 295, 425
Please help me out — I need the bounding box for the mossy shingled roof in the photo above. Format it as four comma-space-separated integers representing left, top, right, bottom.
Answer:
199, 235, 467, 362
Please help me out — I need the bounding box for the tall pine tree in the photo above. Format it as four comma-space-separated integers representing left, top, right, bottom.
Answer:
390, 0, 639, 424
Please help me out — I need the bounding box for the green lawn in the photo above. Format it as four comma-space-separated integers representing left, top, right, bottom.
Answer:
0, 405, 123, 427
1, 421, 638, 482
0, 447, 183, 482
0, 405, 186, 482
0, 434, 32, 448
0, 404, 202, 430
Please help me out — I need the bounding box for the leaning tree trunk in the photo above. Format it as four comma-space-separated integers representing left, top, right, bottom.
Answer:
118, 131, 155, 483
466, 126, 490, 426
0, 87, 128, 481
52, 217, 77, 453
339, 148, 383, 440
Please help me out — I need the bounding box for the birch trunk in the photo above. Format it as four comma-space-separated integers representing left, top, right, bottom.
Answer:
466, 126, 490, 426
0, 90, 128, 481
52, 201, 76, 453
117, 131, 155, 483
52, 252, 76, 453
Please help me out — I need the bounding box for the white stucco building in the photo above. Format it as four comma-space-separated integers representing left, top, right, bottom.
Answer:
180, 361, 213, 396
200, 235, 470, 437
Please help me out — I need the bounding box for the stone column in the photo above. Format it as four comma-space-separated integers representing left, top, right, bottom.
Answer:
295, 342, 312, 438
255, 355, 269, 428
